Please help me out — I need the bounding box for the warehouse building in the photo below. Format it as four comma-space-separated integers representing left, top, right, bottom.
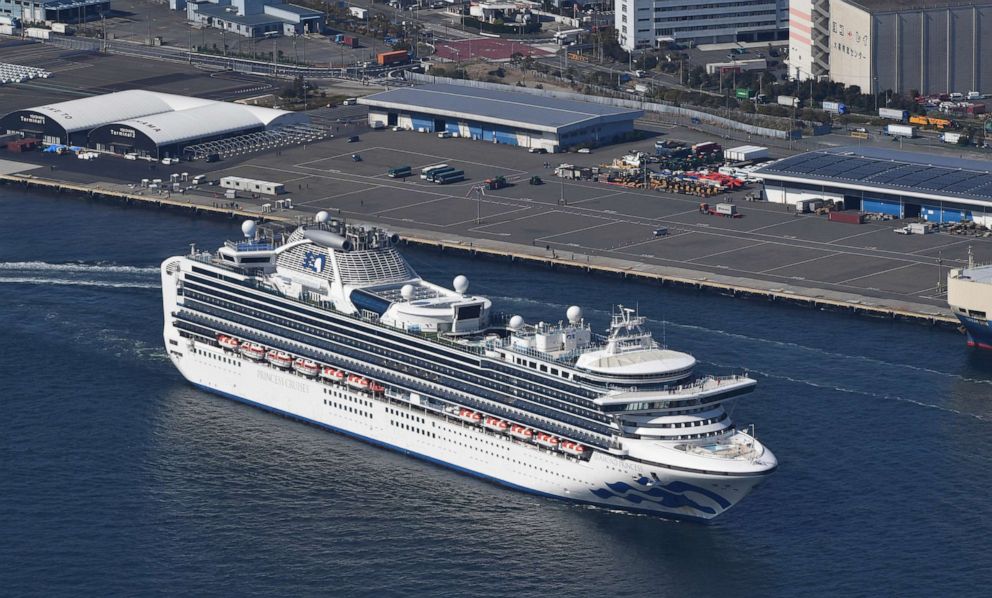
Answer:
0, 0, 110, 24
0, 89, 307, 158
755, 147, 992, 227
788, 0, 992, 94
359, 84, 643, 152
175, 0, 322, 37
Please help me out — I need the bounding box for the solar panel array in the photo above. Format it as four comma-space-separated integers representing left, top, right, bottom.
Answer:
759, 150, 992, 201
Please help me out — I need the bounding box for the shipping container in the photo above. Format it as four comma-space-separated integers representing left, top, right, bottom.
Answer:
887, 124, 916, 138
377, 50, 409, 66
878, 108, 908, 121
691, 141, 722, 155
941, 132, 964, 144
51, 22, 69, 34
715, 203, 737, 216
777, 95, 799, 107
821, 101, 848, 115
24, 27, 50, 40
340, 35, 358, 48
829, 211, 864, 224
723, 145, 769, 162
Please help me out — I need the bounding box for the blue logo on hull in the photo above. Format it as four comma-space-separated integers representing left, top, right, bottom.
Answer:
302, 251, 326, 273
589, 477, 730, 515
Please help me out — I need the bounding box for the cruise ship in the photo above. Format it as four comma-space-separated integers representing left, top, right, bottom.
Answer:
948, 250, 992, 349
161, 213, 777, 520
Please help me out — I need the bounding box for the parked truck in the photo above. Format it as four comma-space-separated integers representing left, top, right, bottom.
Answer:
878, 108, 909, 121
821, 101, 848, 115
941, 131, 966, 144
339, 35, 359, 48
376, 50, 409, 66
777, 95, 800, 107
894, 222, 933, 235
887, 124, 917, 138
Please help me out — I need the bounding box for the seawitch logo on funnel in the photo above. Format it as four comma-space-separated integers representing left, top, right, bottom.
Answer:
302, 251, 325, 273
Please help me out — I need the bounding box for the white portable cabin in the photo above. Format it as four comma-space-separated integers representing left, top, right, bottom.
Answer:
219, 176, 285, 196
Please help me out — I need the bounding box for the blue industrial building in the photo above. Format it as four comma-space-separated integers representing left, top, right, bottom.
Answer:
756, 147, 992, 226
359, 84, 643, 153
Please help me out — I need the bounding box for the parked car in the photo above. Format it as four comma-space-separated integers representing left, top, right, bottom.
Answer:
528, 147, 547, 154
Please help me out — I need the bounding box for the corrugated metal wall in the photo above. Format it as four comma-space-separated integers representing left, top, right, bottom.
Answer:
874, 6, 992, 94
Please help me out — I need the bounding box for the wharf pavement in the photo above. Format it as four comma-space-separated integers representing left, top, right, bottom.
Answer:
0, 169, 957, 328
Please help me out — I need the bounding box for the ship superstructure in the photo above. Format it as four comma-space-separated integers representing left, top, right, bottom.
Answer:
161, 213, 777, 520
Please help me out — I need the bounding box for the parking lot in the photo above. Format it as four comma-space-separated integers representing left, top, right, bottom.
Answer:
154, 128, 992, 307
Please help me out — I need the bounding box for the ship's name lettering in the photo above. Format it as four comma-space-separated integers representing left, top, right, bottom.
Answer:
257, 369, 306, 392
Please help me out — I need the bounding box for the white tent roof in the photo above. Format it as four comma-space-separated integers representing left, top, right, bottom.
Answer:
110, 103, 302, 146
28, 90, 215, 133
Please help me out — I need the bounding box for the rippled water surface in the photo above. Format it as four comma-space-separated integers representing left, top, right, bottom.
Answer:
2, 190, 991, 597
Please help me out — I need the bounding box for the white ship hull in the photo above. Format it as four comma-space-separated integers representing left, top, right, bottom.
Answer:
164, 331, 767, 521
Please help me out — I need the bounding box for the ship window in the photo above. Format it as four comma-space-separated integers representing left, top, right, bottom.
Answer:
970, 310, 986, 318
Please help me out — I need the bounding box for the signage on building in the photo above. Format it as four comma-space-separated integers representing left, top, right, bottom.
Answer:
20, 114, 46, 125
111, 127, 136, 139
735, 88, 751, 100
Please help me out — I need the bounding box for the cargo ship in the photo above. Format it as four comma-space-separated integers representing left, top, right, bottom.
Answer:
948, 250, 992, 349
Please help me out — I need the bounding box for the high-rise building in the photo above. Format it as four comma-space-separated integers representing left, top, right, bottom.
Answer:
615, 0, 789, 51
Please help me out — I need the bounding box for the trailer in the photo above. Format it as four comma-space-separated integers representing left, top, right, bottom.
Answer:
339, 35, 359, 48
777, 95, 800, 107
878, 108, 909, 121
887, 124, 917, 138
941, 132, 965, 144
699, 202, 741, 217
821, 101, 848, 115
723, 145, 769, 162
377, 50, 409, 66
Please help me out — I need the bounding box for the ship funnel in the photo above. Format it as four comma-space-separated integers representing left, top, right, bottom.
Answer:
304, 229, 353, 251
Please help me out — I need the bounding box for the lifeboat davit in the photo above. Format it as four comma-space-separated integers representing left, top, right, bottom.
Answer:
456, 408, 482, 424
266, 350, 292, 368
560, 440, 586, 456
535, 433, 559, 449
483, 416, 508, 432
217, 334, 239, 350
240, 343, 265, 360
347, 374, 370, 390
293, 358, 319, 377
369, 382, 385, 394
509, 425, 533, 441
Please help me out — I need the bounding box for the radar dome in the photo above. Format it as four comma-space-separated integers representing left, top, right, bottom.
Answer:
316, 210, 330, 224
567, 305, 582, 324
508, 315, 524, 331
401, 284, 414, 300
241, 220, 257, 239
453, 275, 469, 294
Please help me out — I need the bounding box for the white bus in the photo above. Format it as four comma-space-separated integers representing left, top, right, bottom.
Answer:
420, 164, 449, 179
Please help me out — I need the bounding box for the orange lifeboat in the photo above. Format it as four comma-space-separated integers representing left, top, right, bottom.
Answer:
560, 441, 586, 457
239, 343, 265, 360
509, 425, 533, 441
369, 382, 385, 394
265, 350, 292, 368
456, 408, 482, 424
217, 334, 239, 351
347, 374, 370, 390
320, 366, 340, 381
483, 416, 508, 432
534, 433, 559, 449
293, 358, 319, 377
